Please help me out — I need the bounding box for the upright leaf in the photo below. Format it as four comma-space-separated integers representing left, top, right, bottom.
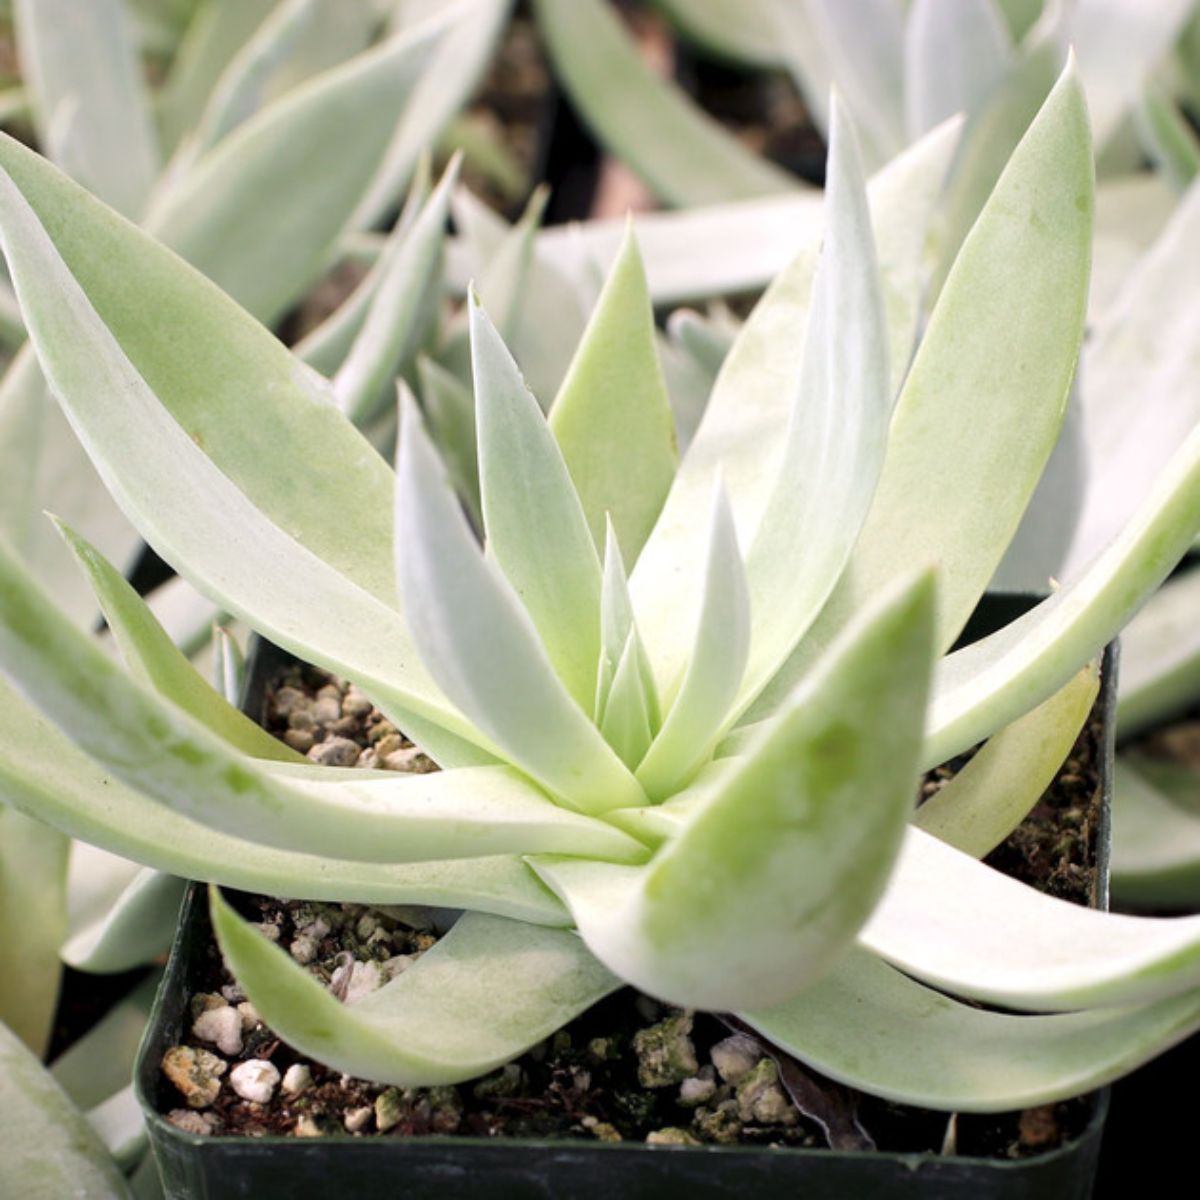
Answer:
549, 228, 678, 567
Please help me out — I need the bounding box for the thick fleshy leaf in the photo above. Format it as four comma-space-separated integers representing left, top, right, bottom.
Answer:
914, 661, 1099, 858
654, 0, 789, 67
87, 1085, 145, 1174
0, 537, 645, 866
0, 805, 66, 1054
742, 948, 1200, 1113
0, 1020, 131, 1199
904, 0, 1012, 140
632, 119, 959, 698
737, 99, 890, 712
472, 302, 602, 710
348, 0, 512, 232
56, 519, 298, 762
60, 854, 184, 974
212, 625, 245, 704
749, 62, 1092, 718
0, 675, 568, 925
859, 826, 1200, 1011
532, 571, 935, 1011
213, 891, 620, 1087
598, 633, 656, 771
333, 158, 456, 425
548, 227, 678, 567
1112, 758, 1200, 909
395, 396, 645, 815
636, 487, 749, 798
1066, 179, 1200, 577
13, 0, 160, 219
926, 421, 1200, 766
1117, 567, 1200, 735
143, 11, 451, 324
0, 154, 492, 760
532, 0, 795, 206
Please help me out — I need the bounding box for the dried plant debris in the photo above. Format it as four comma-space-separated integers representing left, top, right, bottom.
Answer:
160, 666, 1102, 1157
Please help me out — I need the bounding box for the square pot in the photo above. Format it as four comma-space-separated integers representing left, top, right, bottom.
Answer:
134, 603, 1116, 1199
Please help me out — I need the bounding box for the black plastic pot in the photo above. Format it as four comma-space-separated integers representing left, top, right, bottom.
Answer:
135, 607, 1116, 1199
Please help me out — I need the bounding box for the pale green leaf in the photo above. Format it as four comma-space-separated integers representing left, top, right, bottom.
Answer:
0, 805, 66, 1055
532, 0, 796, 206
737, 98, 890, 711
87, 1085, 146, 1174
914, 661, 1098, 857
749, 62, 1092, 718
60, 859, 184, 974
212, 892, 619, 1087
1067, 179, 1200, 576
549, 227, 678, 567
349, 0, 512, 232
395, 395, 645, 815
55, 519, 299, 762
598, 632, 655, 771
333, 158, 457, 425
905, 0, 1012, 140
0, 1019, 131, 1199
212, 625, 245, 704
860, 826, 1200, 1011
14, 0, 160, 219
156, 0, 276, 153
743, 947, 1200, 1112
654, 0, 790, 67
636, 486, 749, 798
1118, 567, 1200, 735
926, 421, 1200, 766
1112, 758, 1200, 909
0, 674, 568, 925
471, 300, 602, 710
631, 119, 960, 699
0, 149, 492, 759
532, 570, 935, 1011
144, 10, 451, 324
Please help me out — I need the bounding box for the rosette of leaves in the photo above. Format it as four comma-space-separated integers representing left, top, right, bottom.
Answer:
4, 63, 1200, 1113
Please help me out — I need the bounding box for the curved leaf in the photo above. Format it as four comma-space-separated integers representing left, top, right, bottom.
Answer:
533, 570, 935, 1011
212, 891, 619, 1087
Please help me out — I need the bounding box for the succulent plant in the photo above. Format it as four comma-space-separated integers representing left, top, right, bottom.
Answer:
3, 62, 1200, 1115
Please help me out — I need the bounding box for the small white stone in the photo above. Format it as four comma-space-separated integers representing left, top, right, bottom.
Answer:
711, 1034, 761, 1085
229, 1059, 280, 1104
356, 914, 380, 940
382, 954, 413, 981
236, 1002, 260, 1030
289, 934, 318, 965
281, 1063, 312, 1096
192, 1006, 243, 1056
298, 915, 331, 942
341, 960, 383, 1005
679, 1075, 717, 1107
254, 921, 281, 943
167, 1109, 218, 1136
294, 1114, 322, 1138
344, 1105, 372, 1133
220, 983, 246, 1005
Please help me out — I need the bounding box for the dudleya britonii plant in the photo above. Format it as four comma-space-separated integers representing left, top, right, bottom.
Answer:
3, 62, 1200, 1114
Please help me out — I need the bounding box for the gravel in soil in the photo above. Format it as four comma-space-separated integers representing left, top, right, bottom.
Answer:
159, 658, 1104, 1158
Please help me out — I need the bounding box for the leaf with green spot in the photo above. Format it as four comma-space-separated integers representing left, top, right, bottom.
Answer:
212, 890, 619, 1087
532, 570, 936, 1011
0, 674, 569, 926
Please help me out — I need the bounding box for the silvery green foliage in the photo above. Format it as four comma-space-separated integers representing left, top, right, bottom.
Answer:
4, 65, 1200, 1112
